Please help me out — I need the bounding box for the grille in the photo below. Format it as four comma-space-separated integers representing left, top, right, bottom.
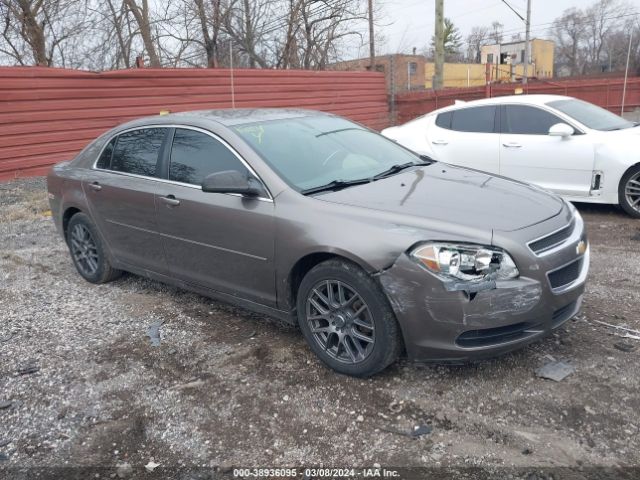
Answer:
529, 220, 574, 255
456, 322, 538, 348
548, 258, 583, 291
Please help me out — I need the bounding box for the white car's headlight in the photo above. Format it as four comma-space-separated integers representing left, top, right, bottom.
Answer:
410, 242, 519, 283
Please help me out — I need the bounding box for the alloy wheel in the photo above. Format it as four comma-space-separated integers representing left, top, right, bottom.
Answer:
625, 172, 640, 213
69, 223, 99, 276
305, 280, 375, 364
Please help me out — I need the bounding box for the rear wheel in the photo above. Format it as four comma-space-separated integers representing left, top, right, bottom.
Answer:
619, 165, 640, 219
66, 213, 122, 283
296, 259, 402, 377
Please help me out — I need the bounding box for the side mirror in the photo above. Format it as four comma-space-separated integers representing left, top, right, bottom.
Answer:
201, 170, 263, 197
548, 123, 574, 137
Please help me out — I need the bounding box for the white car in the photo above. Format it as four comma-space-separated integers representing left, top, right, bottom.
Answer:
382, 94, 640, 218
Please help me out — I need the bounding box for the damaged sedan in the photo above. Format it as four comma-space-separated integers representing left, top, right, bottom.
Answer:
47, 109, 589, 377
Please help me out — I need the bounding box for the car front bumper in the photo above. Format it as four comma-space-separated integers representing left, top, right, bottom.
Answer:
377, 218, 589, 362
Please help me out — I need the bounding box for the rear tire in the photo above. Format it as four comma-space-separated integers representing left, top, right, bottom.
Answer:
296, 259, 402, 377
619, 165, 640, 219
66, 213, 122, 284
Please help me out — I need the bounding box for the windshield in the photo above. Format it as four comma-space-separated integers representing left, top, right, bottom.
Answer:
547, 99, 634, 131
233, 116, 423, 191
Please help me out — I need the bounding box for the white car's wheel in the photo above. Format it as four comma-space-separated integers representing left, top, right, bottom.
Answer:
620, 165, 640, 219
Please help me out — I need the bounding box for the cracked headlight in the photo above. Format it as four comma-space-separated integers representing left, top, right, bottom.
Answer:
410, 242, 519, 282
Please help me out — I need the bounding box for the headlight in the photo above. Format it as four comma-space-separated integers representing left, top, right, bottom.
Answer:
410, 242, 519, 282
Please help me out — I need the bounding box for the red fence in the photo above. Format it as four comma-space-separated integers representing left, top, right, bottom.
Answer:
0, 67, 388, 180
395, 77, 640, 124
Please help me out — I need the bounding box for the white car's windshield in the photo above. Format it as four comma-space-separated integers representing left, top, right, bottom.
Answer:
547, 99, 635, 131
233, 116, 425, 192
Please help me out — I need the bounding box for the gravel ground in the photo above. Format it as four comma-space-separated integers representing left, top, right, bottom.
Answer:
1, 177, 639, 479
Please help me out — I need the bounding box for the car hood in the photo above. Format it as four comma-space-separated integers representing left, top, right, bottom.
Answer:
316, 164, 563, 232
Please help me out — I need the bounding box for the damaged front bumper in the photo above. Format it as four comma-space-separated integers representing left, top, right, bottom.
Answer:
377, 228, 589, 362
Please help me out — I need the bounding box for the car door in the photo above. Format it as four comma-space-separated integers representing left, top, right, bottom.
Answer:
154, 127, 276, 307
83, 127, 169, 274
499, 104, 595, 197
428, 105, 500, 174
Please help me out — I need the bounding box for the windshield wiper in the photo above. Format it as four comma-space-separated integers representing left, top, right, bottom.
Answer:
372, 161, 431, 181
301, 178, 371, 195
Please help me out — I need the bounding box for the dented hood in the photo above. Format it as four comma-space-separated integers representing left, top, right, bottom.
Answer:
317, 164, 563, 232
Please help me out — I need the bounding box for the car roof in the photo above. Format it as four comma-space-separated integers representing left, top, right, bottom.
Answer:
434, 94, 573, 113
115, 108, 331, 130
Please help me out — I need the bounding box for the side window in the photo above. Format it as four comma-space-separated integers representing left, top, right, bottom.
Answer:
450, 106, 497, 133
435, 111, 452, 129
503, 105, 564, 135
111, 128, 165, 176
169, 128, 249, 185
96, 138, 116, 169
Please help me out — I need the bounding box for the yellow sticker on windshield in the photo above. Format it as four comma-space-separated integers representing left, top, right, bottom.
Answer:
236, 125, 265, 144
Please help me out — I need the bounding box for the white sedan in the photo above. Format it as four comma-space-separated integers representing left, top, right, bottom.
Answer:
382, 94, 640, 218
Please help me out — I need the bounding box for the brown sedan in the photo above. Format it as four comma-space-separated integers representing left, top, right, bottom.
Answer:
47, 109, 589, 377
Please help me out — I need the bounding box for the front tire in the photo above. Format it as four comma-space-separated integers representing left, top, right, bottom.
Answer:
66, 213, 122, 284
619, 165, 640, 218
296, 259, 402, 377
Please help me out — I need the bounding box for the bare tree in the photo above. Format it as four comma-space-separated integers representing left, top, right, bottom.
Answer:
583, 0, 630, 72
489, 21, 503, 44
466, 26, 488, 62
122, 0, 160, 66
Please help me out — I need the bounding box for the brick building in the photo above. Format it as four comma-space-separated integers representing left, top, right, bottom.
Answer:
330, 54, 426, 92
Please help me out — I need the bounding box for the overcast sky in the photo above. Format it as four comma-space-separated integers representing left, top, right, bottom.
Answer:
366, 0, 640, 56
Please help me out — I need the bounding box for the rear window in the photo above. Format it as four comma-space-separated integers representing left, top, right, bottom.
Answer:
450, 106, 496, 133
111, 128, 165, 177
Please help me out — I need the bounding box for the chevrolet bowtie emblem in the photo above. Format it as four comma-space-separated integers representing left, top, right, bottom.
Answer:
576, 240, 587, 255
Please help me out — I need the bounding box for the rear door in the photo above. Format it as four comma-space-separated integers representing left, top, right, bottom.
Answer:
83, 127, 169, 274
499, 105, 595, 196
154, 127, 276, 307
428, 105, 500, 174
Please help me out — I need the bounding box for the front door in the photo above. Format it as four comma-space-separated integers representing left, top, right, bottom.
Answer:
83, 127, 169, 274
154, 127, 276, 307
499, 105, 595, 197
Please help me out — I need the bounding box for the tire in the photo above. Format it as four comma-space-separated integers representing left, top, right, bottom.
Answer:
66, 212, 122, 284
296, 259, 402, 377
619, 165, 640, 219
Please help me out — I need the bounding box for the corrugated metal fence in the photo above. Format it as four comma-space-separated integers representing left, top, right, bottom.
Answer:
395, 77, 640, 124
0, 67, 389, 180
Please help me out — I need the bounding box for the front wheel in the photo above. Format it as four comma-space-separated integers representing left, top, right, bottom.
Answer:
296, 259, 402, 377
619, 165, 640, 219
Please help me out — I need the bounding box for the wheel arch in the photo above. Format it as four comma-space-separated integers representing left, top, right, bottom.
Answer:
62, 206, 83, 238
284, 250, 376, 312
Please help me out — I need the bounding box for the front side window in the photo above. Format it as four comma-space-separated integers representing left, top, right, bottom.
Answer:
233, 116, 422, 192
547, 98, 634, 131
169, 129, 250, 185
450, 106, 497, 133
435, 111, 452, 129
111, 128, 165, 176
502, 105, 564, 135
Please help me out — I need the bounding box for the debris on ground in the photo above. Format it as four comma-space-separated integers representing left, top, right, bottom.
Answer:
388, 400, 403, 413
145, 459, 160, 472
0, 401, 12, 410
116, 461, 133, 478
169, 379, 204, 391
613, 342, 636, 352
0, 333, 13, 342
592, 320, 640, 340
380, 424, 432, 439
146, 320, 165, 347
535, 360, 575, 382
16, 364, 39, 375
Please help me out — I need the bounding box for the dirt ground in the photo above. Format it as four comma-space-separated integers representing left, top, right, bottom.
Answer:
1, 177, 639, 480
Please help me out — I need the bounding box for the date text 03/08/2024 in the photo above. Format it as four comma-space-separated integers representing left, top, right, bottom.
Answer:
232, 467, 400, 477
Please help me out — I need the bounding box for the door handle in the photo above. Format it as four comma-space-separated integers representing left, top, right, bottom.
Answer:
89, 182, 102, 191
502, 142, 522, 148
160, 195, 180, 207
432, 140, 448, 145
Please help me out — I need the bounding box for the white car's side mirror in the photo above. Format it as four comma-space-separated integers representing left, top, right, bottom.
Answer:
548, 123, 574, 137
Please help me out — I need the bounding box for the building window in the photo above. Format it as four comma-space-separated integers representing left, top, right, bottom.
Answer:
487, 53, 494, 64
408, 62, 417, 75
521, 49, 525, 63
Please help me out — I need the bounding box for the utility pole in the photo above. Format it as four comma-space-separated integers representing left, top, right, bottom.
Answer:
523, 0, 531, 84
621, 28, 634, 115
434, 0, 444, 90
368, 0, 375, 69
